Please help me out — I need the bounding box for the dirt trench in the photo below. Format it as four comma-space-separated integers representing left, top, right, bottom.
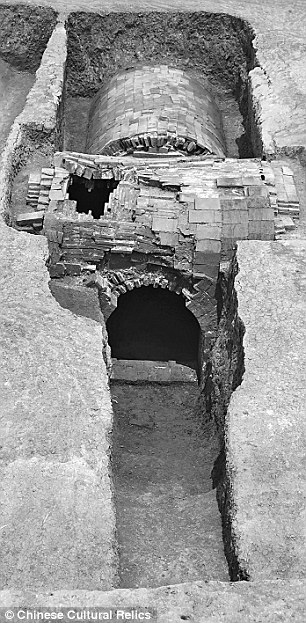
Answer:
0, 59, 34, 153
63, 10, 260, 158
111, 382, 229, 588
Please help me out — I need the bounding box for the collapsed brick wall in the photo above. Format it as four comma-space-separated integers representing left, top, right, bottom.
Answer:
35, 152, 296, 380
37, 153, 282, 277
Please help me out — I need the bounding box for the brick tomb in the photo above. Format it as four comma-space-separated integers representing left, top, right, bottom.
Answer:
86, 65, 226, 158
17, 150, 300, 363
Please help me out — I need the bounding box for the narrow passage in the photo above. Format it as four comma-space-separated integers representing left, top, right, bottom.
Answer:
111, 382, 229, 588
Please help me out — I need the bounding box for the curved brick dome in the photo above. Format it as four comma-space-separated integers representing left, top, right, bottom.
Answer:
86, 65, 226, 158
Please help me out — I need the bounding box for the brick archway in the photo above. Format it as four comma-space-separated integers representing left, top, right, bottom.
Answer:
90, 270, 218, 363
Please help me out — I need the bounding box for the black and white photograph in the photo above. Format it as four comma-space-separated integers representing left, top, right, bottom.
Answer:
0, 0, 305, 620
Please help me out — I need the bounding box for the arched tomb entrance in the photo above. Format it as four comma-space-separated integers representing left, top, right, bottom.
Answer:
106, 285, 201, 368
107, 282, 229, 587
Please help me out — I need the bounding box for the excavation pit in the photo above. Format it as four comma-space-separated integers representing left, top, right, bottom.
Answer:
48, 273, 235, 586
106, 283, 231, 587
0, 4, 57, 153
111, 382, 229, 588
64, 11, 261, 159
0, 1, 305, 608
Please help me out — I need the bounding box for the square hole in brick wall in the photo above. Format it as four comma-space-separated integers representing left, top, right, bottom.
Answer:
68, 175, 119, 218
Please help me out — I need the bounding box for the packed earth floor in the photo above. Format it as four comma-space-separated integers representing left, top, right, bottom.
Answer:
111, 383, 229, 588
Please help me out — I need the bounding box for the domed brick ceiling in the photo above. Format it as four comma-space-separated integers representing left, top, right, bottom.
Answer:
86, 65, 226, 158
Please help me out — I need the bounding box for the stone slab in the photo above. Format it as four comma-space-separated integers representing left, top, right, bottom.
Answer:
222, 223, 249, 238
222, 210, 248, 224
280, 215, 296, 230
111, 359, 197, 383
195, 196, 220, 210
158, 232, 178, 246
194, 250, 220, 266
189, 209, 222, 224
196, 224, 221, 239
195, 239, 221, 253
49, 281, 103, 322
152, 216, 178, 232
16, 211, 45, 224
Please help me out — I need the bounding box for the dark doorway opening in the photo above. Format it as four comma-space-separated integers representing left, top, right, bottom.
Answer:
68, 175, 119, 218
106, 286, 200, 365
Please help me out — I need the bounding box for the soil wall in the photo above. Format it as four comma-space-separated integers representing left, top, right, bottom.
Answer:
64, 11, 260, 158
0, 21, 67, 224
0, 4, 57, 71
197, 251, 246, 579
65, 11, 255, 98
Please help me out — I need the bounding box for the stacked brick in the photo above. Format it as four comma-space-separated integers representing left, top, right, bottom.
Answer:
216, 165, 274, 257
18, 150, 296, 289
92, 269, 194, 310
41, 152, 286, 284
272, 163, 299, 215
25, 173, 42, 211
270, 162, 300, 236
86, 65, 226, 158
16, 168, 60, 232
28, 150, 299, 359
42, 153, 299, 238
57, 153, 123, 183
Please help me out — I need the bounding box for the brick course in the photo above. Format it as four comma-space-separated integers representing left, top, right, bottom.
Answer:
33, 152, 300, 279
86, 65, 226, 158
